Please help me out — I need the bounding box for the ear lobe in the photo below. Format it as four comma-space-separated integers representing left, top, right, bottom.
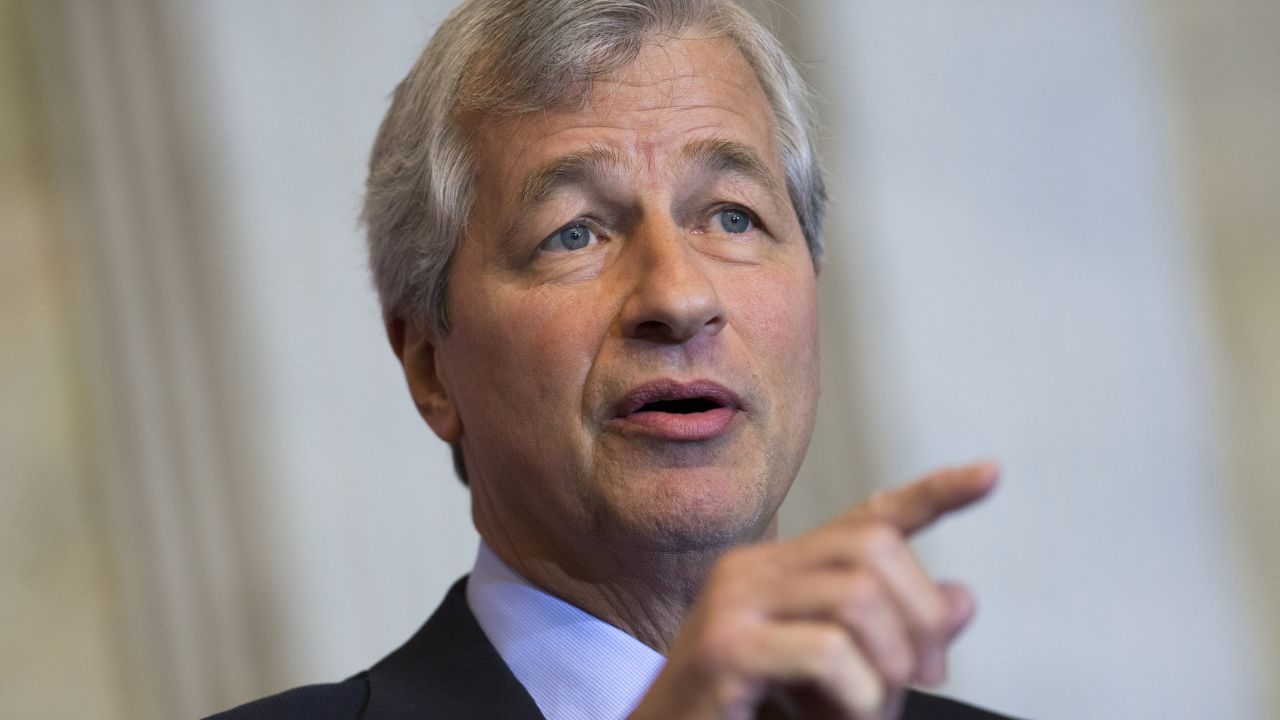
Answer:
387, 316, 463, 443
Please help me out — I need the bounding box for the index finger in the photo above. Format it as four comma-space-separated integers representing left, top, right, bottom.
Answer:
849, 461, 1000, 536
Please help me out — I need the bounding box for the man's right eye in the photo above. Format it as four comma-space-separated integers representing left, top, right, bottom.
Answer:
541, 223, 598, 253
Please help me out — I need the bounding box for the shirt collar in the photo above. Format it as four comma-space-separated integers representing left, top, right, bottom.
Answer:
466, 542, 666, 720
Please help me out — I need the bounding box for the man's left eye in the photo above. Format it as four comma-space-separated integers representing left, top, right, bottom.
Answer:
541, 223, 598, 252
713, 207, 755, 234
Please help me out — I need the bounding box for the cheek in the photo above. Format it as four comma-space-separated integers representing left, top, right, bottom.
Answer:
450, 283, 606, 430
729, 265, 821, 410
733, 266, 818, 360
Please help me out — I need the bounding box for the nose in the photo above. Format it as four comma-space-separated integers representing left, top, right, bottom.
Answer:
619, 222, 726, 342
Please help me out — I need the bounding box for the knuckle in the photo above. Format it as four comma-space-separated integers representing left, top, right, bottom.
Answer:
809, 627, 850, 669
856, 520, 903, 557
858, 679, 887, 717
843, 666, 886, 716
863, 490, 896, 519
707, 550, 755, 597
883, 647, 916, 687
838, 572, 882, 619
710, 676, 754, 716
714, 545, 768, 582
917, 596, 951, 637
916, 604, 957, 645
693, 622, 745, 670
711, 547, 748, 578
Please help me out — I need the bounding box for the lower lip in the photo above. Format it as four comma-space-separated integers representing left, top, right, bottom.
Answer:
613, 406, 738, 441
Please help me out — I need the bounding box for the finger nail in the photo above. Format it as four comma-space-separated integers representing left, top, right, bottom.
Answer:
971, 460, 1000, 481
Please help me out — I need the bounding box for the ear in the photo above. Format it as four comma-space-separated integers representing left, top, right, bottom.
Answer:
387, 315, 462, 443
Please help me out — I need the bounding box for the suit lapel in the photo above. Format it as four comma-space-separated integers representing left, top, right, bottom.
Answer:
362, 577, 545, 720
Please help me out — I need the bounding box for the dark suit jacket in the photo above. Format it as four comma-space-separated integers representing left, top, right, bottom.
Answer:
208, 577, 1016, 719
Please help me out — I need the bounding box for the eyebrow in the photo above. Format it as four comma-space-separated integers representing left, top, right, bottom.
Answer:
514, 137, 778, 213
517, 144, 628, 211
679, 137, 777, 195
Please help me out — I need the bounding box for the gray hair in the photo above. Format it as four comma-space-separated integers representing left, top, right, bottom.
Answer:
362, 0, 826, 481
364, 0, 825, 334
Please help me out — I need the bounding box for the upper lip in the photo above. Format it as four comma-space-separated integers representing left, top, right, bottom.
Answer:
613, 379, 743, 417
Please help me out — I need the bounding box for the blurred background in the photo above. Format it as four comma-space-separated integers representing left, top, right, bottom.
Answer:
2, 0, 1276, 717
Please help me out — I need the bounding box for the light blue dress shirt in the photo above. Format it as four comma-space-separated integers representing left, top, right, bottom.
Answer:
467, 543, 667, 720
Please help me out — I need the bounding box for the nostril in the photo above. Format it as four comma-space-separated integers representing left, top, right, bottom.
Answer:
632, 320, 674, 340
628, 313, 724, 343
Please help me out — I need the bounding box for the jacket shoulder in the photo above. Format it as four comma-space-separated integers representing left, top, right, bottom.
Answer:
203, 675, 369, 720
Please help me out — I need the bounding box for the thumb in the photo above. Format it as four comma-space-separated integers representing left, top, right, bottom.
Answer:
915, 582, 977, 686
938, 581, 977, 639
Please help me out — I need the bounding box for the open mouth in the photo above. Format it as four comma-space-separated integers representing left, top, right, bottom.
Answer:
634, 397, 725, 415
616, 380, 740, 417
613, 380, 741, 441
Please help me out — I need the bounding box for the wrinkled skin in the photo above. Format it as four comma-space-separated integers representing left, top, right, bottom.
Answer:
391, 32, 995, 720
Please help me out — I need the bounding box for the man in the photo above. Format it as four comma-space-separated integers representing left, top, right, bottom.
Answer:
212, 1, 1013, 718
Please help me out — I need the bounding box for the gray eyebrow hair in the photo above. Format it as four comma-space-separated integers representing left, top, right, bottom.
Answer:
679, 137, 777, 194
517, 144, 629, 211
515, 137, 778, 214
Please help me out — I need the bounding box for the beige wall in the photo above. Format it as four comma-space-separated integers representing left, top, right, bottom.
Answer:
0, 2, 130, 717
1157, 0, 1280, 710
3, 1, 1276, 718
781, 2, 1268, 715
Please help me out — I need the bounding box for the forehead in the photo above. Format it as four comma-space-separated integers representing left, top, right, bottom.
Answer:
468, 34, 782, 199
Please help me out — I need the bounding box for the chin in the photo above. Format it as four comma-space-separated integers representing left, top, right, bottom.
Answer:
590, 464, 781, 553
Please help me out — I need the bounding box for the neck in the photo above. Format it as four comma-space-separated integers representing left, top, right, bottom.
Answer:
480, 522, 776, 653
